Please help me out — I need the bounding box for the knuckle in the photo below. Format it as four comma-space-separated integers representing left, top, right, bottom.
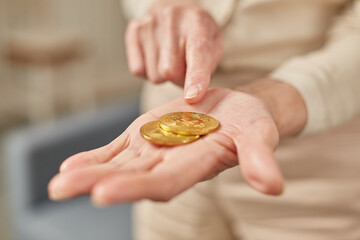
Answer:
143, 14, 156, 27
191, 8, 208, 17
128, 20, 143, 34
161, 6, 180, 18
192, 38, 213, 52
127, 20, 141, 31
190, 9, 217, 32
129, 63, 146, 77
138, 16, 156, 39
191, 8, 211, 22
159, 63, 179, 80
148, 74, 164, 84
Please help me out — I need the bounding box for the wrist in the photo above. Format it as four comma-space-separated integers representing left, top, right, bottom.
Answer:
235, 78, 307, 137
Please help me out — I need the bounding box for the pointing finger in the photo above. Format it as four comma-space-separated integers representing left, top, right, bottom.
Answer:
184, 35, 214, 103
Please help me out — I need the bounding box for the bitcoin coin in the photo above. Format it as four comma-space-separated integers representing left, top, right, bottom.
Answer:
140, 121, 200, 146
159, 112, 219, 135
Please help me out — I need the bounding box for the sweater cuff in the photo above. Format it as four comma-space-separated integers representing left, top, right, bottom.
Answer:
270, 62, 329, 135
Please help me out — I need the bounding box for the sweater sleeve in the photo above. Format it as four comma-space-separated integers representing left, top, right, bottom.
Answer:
270, 1, 360, 134
120, 0, 236, 27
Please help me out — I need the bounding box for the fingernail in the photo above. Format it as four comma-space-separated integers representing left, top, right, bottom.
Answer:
59, 162, 68, 172
91, 187, 110, 207
48, 192, 64, 201
185, 85, 199, 99
48, 190, 67, 201
48, 178, 67, 201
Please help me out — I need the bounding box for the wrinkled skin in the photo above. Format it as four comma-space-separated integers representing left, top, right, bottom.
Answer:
48, 88, 283, 206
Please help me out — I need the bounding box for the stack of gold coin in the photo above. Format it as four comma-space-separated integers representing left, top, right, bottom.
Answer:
140, 112, 219, 146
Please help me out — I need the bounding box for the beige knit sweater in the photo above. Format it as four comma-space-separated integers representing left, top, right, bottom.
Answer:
121, 0, 360, 135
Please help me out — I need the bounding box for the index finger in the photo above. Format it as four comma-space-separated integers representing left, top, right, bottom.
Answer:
184, 35, 214, 103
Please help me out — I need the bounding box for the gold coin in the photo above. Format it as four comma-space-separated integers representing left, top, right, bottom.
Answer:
159, 112, 219, 135
140, 121, 200, 146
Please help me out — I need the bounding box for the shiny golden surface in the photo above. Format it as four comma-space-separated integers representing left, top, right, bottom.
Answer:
159, 112, 219, 135
140, 121, 200, 146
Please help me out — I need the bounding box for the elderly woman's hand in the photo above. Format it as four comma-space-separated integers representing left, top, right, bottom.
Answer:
125, 0, 223, 103
48, 88, 284, 206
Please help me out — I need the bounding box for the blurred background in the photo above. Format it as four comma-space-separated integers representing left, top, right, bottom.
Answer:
1, 1, 360, 240
0, 0, 142, 239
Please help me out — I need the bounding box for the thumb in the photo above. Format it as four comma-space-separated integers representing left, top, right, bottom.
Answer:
234, 119, 284, 195
183, 37, 214, 103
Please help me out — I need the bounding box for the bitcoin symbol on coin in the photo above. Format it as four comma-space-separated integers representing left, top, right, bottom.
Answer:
171, 114, 205, 128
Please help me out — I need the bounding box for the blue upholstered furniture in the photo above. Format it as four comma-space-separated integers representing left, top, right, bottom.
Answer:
3, 97, 139, 240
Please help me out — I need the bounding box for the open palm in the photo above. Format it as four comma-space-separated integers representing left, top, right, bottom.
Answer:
48, 88, 283, 206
